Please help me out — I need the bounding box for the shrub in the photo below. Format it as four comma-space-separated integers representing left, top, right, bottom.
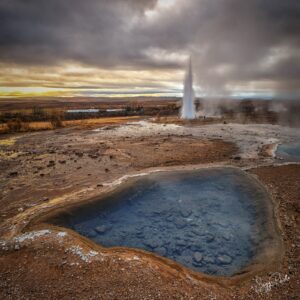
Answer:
7, 119, 22, 132
50, 115, 63, 129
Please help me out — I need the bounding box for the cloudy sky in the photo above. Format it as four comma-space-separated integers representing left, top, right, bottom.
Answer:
0, 0, 299, 99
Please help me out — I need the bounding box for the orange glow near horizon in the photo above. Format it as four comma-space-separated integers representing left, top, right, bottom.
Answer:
0, 62, 183, 98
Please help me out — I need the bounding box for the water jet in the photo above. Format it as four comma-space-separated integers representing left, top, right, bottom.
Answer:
181, 58, 196, 120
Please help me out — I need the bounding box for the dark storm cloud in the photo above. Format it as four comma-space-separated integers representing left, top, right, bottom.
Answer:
0, 0, 158, 66
137, 0, 300, 94
0, 0, 299, 96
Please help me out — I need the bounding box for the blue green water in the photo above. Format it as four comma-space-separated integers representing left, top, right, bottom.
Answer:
277, 142, 300, 161
52, 168, 271, 276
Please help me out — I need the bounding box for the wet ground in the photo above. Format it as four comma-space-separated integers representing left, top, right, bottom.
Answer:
0, 118, 299, 299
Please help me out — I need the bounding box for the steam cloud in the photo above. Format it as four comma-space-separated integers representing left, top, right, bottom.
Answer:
0, 0, 299, 98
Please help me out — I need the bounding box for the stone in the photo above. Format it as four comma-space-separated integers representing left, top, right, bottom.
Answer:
175, 239, 186, 247
47, 160, 55, 167
144, 238, 161, 249
232, 155, 241, 160
9, 172, 18, 177
87, 230, 97, 238
204, 256, 215, 264
174, 218, 187, 229
180, 209, 192, 218
222, 233, 231, 241
193, 252, 203, 263
217, 255, 232, 265
95, 225, 111, 234
205, 234, 215, 243
155, 247, 167, 256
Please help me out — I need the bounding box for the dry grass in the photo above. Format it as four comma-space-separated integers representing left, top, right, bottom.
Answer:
63, 116, 141, 127
0, 137, 17, 146
0, 116, 142, 134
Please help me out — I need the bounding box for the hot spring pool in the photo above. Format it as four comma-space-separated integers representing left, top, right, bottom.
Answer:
276, 142, 300, 162
48, 168, 277, 276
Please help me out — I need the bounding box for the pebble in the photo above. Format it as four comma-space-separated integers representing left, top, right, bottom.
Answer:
205, 234, 215, 243
193, 252, 203, 263
204, 256, 215, 264
144, 238, 162, 249
217, 254, 232, 265
95, 225, 111, 234
155, 247, 167, 256
174, 218, 187, 229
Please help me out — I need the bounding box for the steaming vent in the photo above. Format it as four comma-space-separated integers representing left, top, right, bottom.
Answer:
181, 58, 196, 120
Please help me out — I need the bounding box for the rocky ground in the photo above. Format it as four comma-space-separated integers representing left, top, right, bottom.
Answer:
0, 119, 299, 299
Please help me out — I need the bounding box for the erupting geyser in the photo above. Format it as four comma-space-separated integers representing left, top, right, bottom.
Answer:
181, 58, 196, 119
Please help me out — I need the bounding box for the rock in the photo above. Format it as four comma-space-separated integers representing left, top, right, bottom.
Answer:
205, 234, 215, 243
222, 233, 231, 241
95, 225, 111, 234
9, 172, 18, 177
87, 230, 97, 238
217, 254, 232, 265
193, 252, 203, 263
232, 155, 241, 160
204, 256, 215, 264
174, 218, 187, 229
155, 247, 167, 256
59, 160, 66, 164
144, 238, 161, 249
180, 209, 192, 218
175, 239, 186, 247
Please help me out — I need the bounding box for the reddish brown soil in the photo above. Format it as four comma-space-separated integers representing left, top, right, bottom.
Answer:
0, 126, 299, 299
0, 129, 236, 225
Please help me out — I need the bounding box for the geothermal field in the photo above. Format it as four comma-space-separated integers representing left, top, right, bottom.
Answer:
1, 1, 300, 299
0, 97, 299, 299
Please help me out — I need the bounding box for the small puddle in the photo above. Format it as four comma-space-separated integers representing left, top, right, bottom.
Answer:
46, 168, 279, 276
276, 142, 300, 162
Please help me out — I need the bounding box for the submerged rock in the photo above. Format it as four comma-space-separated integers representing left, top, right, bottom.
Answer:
180, 208, 192, 218
193, 252, 203, 263
204, 256, 215, 264
87, 230, 97, 238
95, 225, 111, 234
144, 238, 162, 249
217, 255, 232, 265
205, 234, 215, 243
155, 247, 167, 256
174, 218, 187, 229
